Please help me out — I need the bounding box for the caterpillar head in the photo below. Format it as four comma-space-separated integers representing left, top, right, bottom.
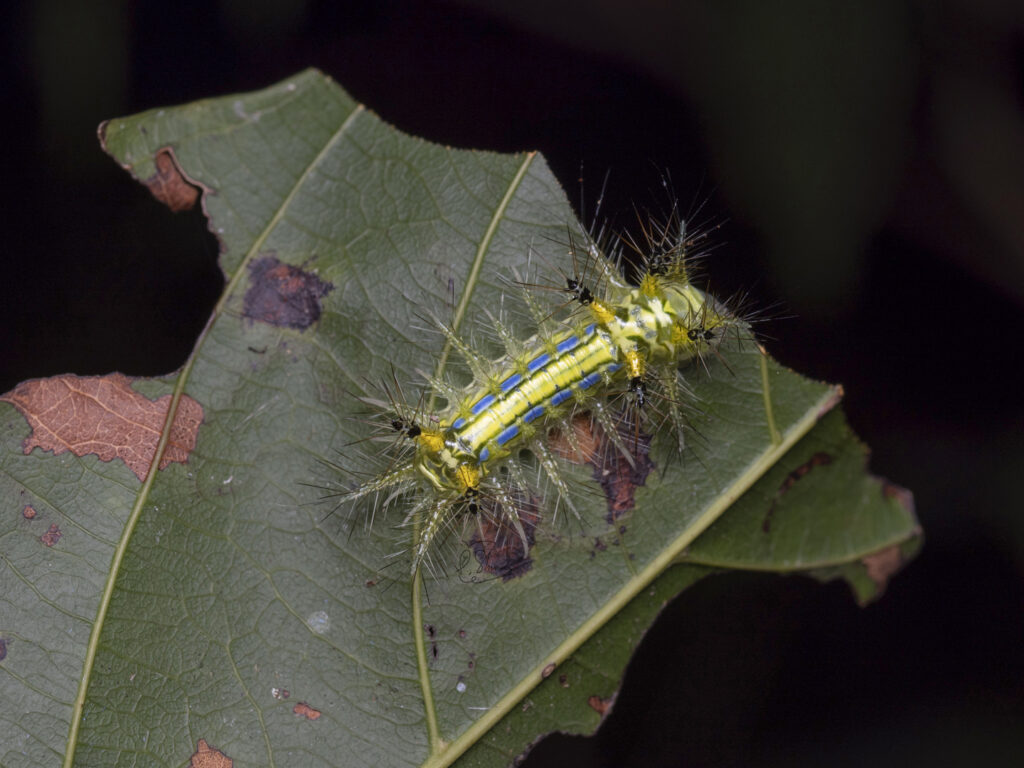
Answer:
667, 285, 740, 365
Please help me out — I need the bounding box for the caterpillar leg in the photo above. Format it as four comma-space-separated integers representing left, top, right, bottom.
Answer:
407, 494, 462, 577
432, 317, 495, 386
531, 440, 578, 521
515, 273, 559, 342
465, 481, 542, 581
485, 480, 531, 553
415, 369, 460, 408
591, 401, 638, 469
660, 371, 690, 455
484, 308, 526, 364
325, 461, 417, 510
501, 459, 535, 543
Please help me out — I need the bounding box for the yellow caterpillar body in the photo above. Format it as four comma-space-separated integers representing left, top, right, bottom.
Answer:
342, 227, 740, 577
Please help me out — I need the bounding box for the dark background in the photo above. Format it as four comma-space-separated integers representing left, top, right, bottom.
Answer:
3, 1, 1023, 765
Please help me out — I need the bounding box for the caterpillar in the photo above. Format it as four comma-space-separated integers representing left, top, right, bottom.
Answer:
337, 215, 743, 578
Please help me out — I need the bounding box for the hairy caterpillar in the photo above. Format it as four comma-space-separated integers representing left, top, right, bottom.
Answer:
337, 215, 743, 577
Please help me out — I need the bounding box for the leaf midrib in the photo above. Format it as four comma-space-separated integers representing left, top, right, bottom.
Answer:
63, 100, 367, 768
414, 150, 539, 761
422, 384, 838, 768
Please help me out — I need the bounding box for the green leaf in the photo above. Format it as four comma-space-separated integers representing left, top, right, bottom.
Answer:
0, 69, 919, 768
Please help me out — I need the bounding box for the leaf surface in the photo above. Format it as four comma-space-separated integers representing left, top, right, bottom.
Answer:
0, 70, 919, 768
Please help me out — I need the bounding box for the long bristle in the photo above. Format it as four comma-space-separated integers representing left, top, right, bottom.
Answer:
319, 194, 755, 581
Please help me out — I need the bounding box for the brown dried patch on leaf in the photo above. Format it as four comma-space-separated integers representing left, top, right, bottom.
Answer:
467, 488, 541, 581
22, 505, 37, 520
587, 695, 613, 716
551, 414, 654, 524
541, 662, 556, 679
1, 373, 204, 482
189, 739, 232, 768
883, 480, 916, 515
40, 523, 62, 547
293, 702, 322, 720
861, 544, 905, 595
243, 255, 334, 330
762, 451, 834, 533
144, 148, 202, 212
549, 414, 601, 465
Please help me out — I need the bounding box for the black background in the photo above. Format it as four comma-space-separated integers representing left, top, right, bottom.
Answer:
3, 1, 1024, 765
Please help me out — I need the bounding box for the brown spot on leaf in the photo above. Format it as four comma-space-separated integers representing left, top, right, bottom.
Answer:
882, 480, 916, 515
40, 523, 62, 547
0, 638, 7, 661
293, 701, 321, 720
762, 451, 834, 532
558, 673, 569, 688
549, 414, 600, 465
1, 373, 204, 482
861, 544, 905, 595
551, 414, 654, 523
22, 505, 37, 520
189, 739, 232, 768
144, 148, 201, 212
467, 488, 541, 581
541, 662, 556, 679
243, 256, 333, 330
587, 695, 613, 715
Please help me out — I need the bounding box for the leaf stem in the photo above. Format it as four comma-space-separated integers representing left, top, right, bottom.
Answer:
63, 103, 366, 768
760, 351, 782, 446
62, 391, 179, 768
412, 568, 445, 754
412, 151, 537, 759
421, 386, 839, 768
428, 152, 537, 398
